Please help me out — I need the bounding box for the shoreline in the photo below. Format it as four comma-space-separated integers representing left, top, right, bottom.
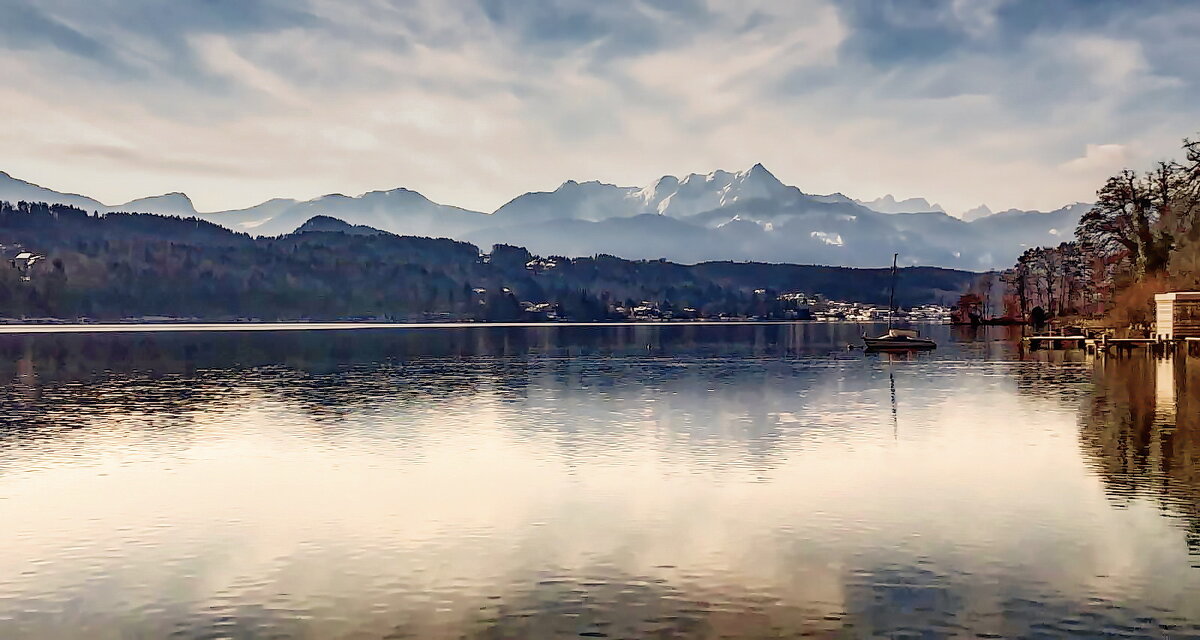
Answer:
0, 319, 951, 334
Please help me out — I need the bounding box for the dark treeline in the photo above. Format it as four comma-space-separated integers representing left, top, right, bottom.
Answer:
0, 203, 974, 321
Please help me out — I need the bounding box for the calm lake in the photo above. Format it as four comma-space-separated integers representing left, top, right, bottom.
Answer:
0, 324, 1197, 639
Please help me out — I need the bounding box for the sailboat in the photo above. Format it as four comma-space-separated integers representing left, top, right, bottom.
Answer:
863, 253, 937, 351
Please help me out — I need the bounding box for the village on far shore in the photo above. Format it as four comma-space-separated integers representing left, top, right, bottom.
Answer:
509, 290, 953, 323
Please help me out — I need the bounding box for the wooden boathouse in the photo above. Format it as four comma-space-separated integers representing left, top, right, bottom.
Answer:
1154, 292, 1200, 340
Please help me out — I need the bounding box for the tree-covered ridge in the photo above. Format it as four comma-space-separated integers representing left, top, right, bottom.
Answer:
0, 201, 976, 322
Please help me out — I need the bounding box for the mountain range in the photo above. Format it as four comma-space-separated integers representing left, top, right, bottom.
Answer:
0, 166, 1086, 270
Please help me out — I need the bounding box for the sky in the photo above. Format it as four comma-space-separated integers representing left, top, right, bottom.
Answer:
1, 0, 1199, 216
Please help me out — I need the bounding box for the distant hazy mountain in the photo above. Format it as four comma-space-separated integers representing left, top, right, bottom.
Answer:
0, 165, 1089, 270
207, 188, 491, 238
117, 192, 198, 217
960, 204, 994, 222
968, 203, 1090, 252
855, 194, 947, 214
0, 171, 105, 211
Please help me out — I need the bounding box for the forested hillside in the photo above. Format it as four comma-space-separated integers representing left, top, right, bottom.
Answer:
0, 201, 976, 321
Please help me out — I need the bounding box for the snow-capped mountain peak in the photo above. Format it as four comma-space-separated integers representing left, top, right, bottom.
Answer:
637, 163, 796, 218
741, 162, 784, 187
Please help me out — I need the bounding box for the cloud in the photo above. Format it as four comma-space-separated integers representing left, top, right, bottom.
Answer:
0, 0, 1198, 215
52, 144, 248, 177
1060, 144, 1132, 174
190, 34, 305, 107
0, 2, 109, 60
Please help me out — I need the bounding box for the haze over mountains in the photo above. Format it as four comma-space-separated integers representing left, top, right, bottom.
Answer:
0, 166, 1086, 271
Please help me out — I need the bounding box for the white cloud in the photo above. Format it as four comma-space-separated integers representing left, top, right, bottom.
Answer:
1060, 143, 1132, 175
948, 0, 1004, 38
189, 34, 305, 107
1068, 37, 1148, 89
624, 2, 845, 121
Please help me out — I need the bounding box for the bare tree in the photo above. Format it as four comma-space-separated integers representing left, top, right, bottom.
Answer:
1077, 153, 1198, 277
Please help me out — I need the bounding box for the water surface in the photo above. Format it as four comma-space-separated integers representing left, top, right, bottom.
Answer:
1, 324, 1198, 638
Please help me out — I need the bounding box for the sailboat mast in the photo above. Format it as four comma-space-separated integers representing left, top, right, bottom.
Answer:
888, 253, 898, 329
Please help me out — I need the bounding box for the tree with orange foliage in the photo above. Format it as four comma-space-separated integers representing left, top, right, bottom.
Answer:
952, 293, 984, 325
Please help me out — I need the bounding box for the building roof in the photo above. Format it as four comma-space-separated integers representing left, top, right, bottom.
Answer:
1155, 292, 1200, 301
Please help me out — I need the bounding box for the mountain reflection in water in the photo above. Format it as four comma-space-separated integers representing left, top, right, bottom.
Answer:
0, 324, 1198, 639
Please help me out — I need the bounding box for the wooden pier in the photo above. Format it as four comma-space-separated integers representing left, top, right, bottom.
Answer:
1023, 334, 1200, 355
1023, 335, 1087, 349
1024, 291, 1200, 356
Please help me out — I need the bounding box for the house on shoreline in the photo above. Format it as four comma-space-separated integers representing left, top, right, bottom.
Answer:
1155, 292, 1200, 340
